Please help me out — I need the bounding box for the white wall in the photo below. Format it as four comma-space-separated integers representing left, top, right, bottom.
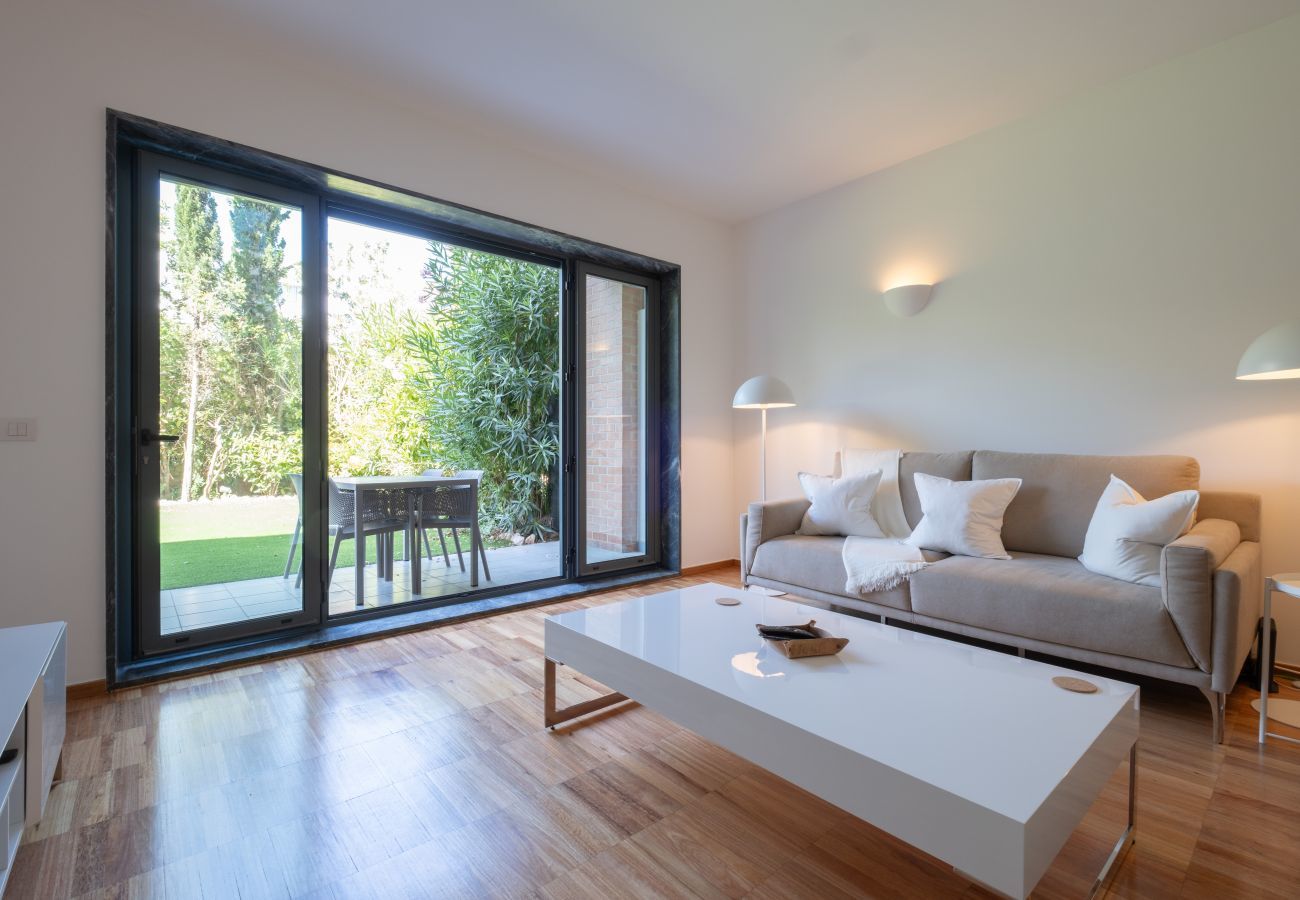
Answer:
736, 15, 1300, 662
0, 0, 739, 684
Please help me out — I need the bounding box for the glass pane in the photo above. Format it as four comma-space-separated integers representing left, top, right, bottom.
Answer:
326, 217, 561, 615
157, 178, 304, 635
584, 274, 647, 565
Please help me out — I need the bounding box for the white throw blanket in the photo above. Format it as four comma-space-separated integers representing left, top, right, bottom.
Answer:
839, 448, 929, 594
842, 536, 929, 594
840, 448, 911, 538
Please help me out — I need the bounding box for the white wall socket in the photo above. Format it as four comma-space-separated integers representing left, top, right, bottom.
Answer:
1, 419, 37, 441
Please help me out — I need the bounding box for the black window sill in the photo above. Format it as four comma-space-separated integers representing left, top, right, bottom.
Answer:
112, 566, 678, 689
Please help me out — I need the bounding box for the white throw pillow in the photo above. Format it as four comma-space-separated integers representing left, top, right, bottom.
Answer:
905, 474, 1022, 559
1078, 475, 1199, 586
797, 470, 885, 537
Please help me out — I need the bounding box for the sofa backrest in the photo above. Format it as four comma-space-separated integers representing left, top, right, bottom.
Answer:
900, 451, 973, 529
972, 450, 1200, 558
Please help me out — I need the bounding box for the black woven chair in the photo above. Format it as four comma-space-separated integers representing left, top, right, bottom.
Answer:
283, 474, 408, 588
417, 469, 491, 582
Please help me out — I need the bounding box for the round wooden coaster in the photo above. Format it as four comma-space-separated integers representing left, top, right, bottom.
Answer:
1053, 676, 1099, 694
715, 596, 742, 606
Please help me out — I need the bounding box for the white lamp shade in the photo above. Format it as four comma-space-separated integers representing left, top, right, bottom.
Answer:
1236, 321, 1300, 380
882, 283, 933, 317
733, 375, 796, 409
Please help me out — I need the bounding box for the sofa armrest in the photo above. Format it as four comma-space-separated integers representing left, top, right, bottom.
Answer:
741, 497, 809, 577
1211, 540, 1262, 694
739, 513, 749, 579
1161, 519, 1242, 671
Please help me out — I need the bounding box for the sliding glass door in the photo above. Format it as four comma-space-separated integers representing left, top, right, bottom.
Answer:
323, 214, 563, 615
576, 263, 658, 574
134, 154, 323, 654
118, 122, 671, 666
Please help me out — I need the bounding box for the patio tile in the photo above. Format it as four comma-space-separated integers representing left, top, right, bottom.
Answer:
170, 583, 235, 601
170, 594, 234, 611
234, 588, 303, 608
226, 577, 297, 598
172, 596, 242, 613
156, 542, 562, 635
172, 600, 242, 617
180, 609, 248, 630
240, 598, 304, 619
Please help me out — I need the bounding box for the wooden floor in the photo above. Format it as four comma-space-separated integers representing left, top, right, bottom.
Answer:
12, 568, 1300, 899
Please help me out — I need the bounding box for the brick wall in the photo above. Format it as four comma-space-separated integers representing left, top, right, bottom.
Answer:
585, 276, 644, 554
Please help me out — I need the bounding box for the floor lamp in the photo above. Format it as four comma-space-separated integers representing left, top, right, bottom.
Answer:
733, 376, 796, 501
1237, 321, 1300, 743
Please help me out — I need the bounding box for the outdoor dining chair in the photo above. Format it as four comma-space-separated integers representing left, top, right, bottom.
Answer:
417, 469, 492, 582
283, 474, 408, 588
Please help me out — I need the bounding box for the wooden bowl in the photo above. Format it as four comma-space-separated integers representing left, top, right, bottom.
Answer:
757, 620, 849, 659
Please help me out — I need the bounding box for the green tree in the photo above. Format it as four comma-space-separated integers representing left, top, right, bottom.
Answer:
219, 197, 300, 496
406, 242, 560, 539
164, 184, 225, 502
160, 187, 303, 500
327, 238, 434, 476
228, 197, 289, 333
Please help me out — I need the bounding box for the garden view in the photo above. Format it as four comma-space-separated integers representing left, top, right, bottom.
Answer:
157, 179, 560, 593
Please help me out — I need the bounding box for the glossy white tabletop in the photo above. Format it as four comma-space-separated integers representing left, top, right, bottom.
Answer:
547, 584, 1136, 824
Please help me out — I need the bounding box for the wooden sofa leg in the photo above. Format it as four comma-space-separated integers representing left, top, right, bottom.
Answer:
1198, 687, 1226, 744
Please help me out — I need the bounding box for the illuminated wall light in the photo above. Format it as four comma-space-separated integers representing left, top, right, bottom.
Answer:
881, 283, 934, 318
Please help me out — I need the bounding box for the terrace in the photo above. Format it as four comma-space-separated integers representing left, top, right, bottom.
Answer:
158, 464, 562, 632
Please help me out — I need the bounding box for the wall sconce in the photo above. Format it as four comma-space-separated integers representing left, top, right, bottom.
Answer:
882, 283, 934, 318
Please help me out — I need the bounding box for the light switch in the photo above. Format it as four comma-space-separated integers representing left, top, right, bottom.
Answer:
1, 419, 36, 441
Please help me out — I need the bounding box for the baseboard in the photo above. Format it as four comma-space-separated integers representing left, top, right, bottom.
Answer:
68, 679, 108, 699
681, 559, 739, 576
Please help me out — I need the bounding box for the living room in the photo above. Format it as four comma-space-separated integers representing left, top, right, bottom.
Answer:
2, 1, 1299, 897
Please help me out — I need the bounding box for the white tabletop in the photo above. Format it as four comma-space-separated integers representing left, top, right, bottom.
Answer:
333, 474, 475, 489
546, 584, 1136, 825
1270, 573, 1300, 599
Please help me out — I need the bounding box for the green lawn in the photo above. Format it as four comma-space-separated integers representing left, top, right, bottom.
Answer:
160, 531, 412, 590
158, 496, 508, 590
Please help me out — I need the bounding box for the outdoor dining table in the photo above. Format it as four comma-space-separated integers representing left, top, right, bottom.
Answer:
332, 474, 481, 606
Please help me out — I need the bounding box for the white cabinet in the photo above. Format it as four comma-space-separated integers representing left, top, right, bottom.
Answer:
0, 622, 66, 896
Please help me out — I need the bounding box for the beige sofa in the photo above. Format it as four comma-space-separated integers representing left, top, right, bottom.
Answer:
740, 451, 1262, 742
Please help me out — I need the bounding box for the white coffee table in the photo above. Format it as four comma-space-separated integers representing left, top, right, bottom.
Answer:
543, 584, 1138, 899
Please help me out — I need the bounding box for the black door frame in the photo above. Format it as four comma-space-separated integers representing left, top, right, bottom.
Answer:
107, 111, 680, 679
573, 262, 661, 576
319, 204, 571, 620
132, 151, 325, 655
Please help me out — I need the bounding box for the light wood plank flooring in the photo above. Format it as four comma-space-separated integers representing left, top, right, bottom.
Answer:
12, 568, 1300, 898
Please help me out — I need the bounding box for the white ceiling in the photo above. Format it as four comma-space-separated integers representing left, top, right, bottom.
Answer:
209, 0, 1300, 221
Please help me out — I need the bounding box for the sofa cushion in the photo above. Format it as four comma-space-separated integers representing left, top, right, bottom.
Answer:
796, 470, 885, 537
749, 535, 917, 610
971, 451, 1200, 558
1079, 475, 1199, 586
905, 474, 1022, 559
908, 551, 1195, 668
900, 451, 974, 529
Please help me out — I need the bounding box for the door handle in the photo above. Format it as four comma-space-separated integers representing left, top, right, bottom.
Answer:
141, 429, 180, 445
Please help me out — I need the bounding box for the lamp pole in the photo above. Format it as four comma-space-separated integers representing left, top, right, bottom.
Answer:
732, 375, 795, 505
